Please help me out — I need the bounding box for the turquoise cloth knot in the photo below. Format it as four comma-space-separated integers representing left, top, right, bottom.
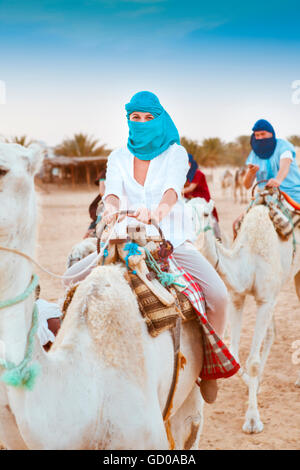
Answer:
157, 271, 184, 288
144, 248, 185, 288
0, 301, 41, 390
124, 242, 142, 268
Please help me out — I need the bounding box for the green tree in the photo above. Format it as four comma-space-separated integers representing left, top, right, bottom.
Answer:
235, 135, 251, 159
55, 133, 111, 157
222, 135, 251, 166
200, 137, 224, 167
180, 137, 203, 162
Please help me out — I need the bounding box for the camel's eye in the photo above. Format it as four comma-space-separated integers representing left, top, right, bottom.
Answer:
0, 168, 9, 177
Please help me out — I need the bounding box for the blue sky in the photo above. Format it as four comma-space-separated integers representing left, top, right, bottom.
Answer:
0, 0, 300, 148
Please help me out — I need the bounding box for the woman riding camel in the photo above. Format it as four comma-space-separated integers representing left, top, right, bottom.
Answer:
102, 91, 228, 403
182, 153, 222, 240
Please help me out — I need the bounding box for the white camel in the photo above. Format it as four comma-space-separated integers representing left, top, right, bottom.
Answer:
187, 197, 300, 434
67, 237, 98, 268
0, 142, 204, 450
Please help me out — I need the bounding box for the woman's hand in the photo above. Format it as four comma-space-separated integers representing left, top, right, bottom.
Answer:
102, 195, 120, 225
132, 207, 152, 225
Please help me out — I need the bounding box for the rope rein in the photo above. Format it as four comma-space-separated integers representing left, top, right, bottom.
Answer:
0, 275, 40, 389
0, 213, 121, 390
0, 212, 121, 282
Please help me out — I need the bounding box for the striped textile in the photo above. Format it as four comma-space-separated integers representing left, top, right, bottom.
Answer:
171, 257, 240, 381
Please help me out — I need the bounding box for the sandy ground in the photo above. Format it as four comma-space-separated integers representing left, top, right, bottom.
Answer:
1, 174, 300, 449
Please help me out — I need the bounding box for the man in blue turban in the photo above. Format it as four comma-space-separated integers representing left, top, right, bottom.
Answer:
244, 119, 300, 203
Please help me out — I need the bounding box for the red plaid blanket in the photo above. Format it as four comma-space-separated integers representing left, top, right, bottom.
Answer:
171, 260, 240, 381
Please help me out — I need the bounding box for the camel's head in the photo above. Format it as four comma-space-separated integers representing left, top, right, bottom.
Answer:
186, 197, 215, 232
0, 143, 44, 234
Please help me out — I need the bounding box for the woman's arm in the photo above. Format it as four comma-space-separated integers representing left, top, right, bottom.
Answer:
133, 189, 177, 224
152, 188, 177, 222
102, 151, 123, 223
134, 146, 189, 224
103, 194, 120, 224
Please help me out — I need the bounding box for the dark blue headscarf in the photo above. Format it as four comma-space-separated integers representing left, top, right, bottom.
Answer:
125, 91, 180, 161
187, 153, 198, 182
250, 119, 277, 159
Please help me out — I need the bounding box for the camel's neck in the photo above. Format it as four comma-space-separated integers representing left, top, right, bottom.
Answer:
202, 223, 241, 291
0, 190, 37, 364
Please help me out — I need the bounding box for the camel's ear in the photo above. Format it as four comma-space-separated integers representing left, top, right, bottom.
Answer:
207, 199, 215, 213
203, 199, 215, 216
24, 144, 44, 175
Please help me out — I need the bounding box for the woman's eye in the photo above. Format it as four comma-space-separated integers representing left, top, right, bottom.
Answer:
0, 168, 8, 177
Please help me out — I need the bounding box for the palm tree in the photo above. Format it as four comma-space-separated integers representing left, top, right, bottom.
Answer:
55, 133, 111, 157
288, 135, 300, 147
5, 135, 33, 147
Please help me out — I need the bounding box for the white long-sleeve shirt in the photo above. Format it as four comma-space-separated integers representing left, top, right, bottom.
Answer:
103, 143, 195, 248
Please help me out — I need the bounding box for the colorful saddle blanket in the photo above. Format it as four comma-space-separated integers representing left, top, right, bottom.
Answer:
171, 260, 240, 380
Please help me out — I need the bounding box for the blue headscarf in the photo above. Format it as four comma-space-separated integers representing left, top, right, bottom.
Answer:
125, 91, 180, 161
187, 153, 198, 182
250, 119, 277, 159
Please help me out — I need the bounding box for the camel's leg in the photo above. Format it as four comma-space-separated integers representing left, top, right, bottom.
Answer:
243, 300, 275, 434
294, 271, 300, 301
258, 316, 276, 387
169, 385, 204, 450
228, 293, 246, 377
293, 272, 300, 387
0, 403, 28, 450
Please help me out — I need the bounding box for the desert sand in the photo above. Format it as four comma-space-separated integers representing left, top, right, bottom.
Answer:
1, 174, 299, 449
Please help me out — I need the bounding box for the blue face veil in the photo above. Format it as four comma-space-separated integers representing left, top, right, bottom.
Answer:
187, 153, 198, 182
125, 91, 180, 161
250, 119, 277, 159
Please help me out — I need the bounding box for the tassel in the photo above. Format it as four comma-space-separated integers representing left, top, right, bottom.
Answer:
1, 363, 40, 390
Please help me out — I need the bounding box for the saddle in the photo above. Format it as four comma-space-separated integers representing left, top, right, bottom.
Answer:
235, 182, 300, 241
96, 218, 197, 337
